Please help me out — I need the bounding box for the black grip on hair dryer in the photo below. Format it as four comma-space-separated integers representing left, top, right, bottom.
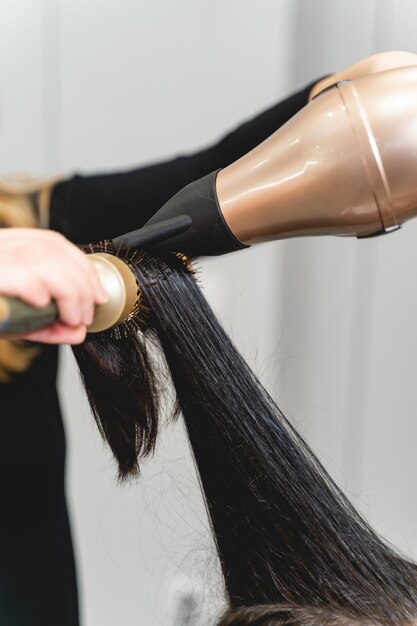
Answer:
144, 170, 249, 257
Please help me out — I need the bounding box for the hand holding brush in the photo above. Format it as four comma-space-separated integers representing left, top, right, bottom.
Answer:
0, 216, 190, 340
0, 228, 108, 344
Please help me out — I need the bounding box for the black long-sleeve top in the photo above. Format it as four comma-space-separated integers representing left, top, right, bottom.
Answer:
0, 81, 315, 626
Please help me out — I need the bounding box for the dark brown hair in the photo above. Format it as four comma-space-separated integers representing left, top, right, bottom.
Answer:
217, 604, 375, 626
73, 251, 417, 626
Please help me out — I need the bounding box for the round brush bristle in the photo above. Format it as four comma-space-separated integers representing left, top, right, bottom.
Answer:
81, 241, 196, 339
82, 240, 147, 338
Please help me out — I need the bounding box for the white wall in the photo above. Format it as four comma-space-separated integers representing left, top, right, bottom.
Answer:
0, 1, 43, 174
284, 0, 417, 556
359, 0, 417, 557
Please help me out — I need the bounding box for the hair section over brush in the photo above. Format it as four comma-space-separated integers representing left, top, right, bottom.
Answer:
73, 251, 417, 626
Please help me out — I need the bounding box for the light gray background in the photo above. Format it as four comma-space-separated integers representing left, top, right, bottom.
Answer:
1, 1, 417, 625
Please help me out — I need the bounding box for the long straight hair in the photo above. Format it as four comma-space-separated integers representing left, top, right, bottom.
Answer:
74, 251, 417, 625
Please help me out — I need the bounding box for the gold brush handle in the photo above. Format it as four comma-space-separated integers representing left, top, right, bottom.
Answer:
0, 296, 58, 334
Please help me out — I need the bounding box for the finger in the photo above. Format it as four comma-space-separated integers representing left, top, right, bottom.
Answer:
50, 266, 96, 327
23, 322, 87, 345
0, 267, 85, 327
46, 232, 108, 303
83, 302, 95, 326
34, 264, 94, 327
0, 265, 87, 326
55, 291, 84, 327
69, 249, 108, 304
2, 230, 107, 304
0, 269, 52, 308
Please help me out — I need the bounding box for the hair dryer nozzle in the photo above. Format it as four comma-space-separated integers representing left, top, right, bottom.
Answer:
143, 170, 249, 257
112, 215, 193, 251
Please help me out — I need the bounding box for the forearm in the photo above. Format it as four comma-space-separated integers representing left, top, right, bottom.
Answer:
50, 79, 318, 244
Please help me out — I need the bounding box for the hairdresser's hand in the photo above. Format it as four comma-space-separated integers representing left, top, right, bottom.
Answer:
0, 228, 108, 344
309, 50, 417, 101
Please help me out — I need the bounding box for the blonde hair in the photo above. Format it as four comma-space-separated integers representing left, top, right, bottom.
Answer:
0, 178, 54, 381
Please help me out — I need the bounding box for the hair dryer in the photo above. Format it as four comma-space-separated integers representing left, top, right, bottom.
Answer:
145, 65, 417, 256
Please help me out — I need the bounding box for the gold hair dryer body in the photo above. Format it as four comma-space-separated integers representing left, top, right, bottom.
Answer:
218, 65, 417, 244
147, 66, 417, 255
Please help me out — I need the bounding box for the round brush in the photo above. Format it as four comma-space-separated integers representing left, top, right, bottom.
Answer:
0, 216, 192, 337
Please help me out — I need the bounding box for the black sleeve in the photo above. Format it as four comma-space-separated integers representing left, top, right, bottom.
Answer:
50, 80, 317, 244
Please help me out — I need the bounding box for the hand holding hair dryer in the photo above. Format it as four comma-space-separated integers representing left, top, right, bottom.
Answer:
146, 66, 417, 256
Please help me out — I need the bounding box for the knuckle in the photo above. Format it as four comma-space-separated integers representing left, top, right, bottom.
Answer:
31, 282, 49, 305
55, 282, 78, 301
59, 311, 79, 327
48, 230, 66, 244
48, 232, 71, 252
71, 327, 87, 345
